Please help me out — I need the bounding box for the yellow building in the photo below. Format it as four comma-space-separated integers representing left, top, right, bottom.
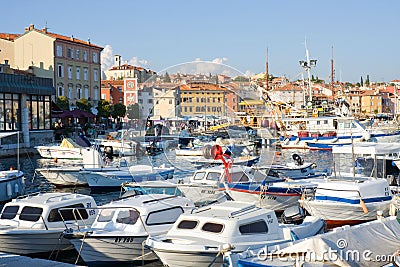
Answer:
360, 90, 382, 115
0, 24, 103, 107
179, 82, 226, 117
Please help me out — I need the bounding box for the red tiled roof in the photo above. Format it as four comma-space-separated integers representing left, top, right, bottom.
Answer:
0, 33, 21, 41
180, 83, 227, 91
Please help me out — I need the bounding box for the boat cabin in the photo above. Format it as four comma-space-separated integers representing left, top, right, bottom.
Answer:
165, 202, 292, 245
188, 165, 252, 185
0, 192, 97, 229
90, 194, 194, 234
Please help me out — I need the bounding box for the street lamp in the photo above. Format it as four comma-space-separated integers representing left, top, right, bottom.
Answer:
299, 52, 317, 106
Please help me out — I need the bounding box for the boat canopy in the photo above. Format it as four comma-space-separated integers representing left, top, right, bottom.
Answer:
332, 142, 400, 155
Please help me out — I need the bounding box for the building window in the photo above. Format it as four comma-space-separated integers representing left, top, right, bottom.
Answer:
83, 51, 88, 61
58, 85, 64, 97
119, 98, 123, 103
57, 64, 64, 78
83, 68, 88, 81
76, 68, 80, 80
84, 86, 89, 99
77, 86, 82, 99
67, 48, 74, 59
118, 87, 122, 93
56, 45, 63, 57
101, 94, 106, 100
68, 84, 73, 99
93, 87, 99, 100
93, 52, 98, 63
169, 99, 172, 104
94, 69, 98, 82
0, 93, 21, 131
76, 49, 80, 60
68, 66, 72, 79
27, 95, 51, 130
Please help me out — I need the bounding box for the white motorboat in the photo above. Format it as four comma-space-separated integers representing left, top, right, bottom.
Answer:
299, 177, 392, 229
35, 137, 90, 159
298, 142, 397, 228
0, 192, 97, 255
85, 164, 175, 191
95, 129, 141, 156
35, 147, 128, 187
249, 153, 318, 180
177, 165, 252, 205
0, 170, 24, 202
63, 193, 195, 265
145, 201, 325, 267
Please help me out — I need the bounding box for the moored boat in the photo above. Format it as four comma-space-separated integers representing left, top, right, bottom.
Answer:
63, 193, 195, 265
0, 192, 97, 255
145, 201, 325, 267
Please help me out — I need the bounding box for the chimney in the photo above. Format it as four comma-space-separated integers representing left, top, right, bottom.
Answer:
41, 27, 47, 33
87, 38, 91, 44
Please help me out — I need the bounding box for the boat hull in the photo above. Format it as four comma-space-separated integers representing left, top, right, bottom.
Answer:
0, 230, 72, 255
86, 169, 174, 191
67, 235, 157, 263
299, 199, 391, 228
37, 169, 87, 186
36, 147, 83, 159
177, 184, 225, 205
0, 171, 24, 202
223, 182, 305, 212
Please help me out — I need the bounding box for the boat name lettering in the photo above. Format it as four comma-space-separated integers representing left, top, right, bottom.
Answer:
115, 237, 135, 243
88, 209, 96, 216
260, 195, 277, 200
86, 202, 92, 208
201, 189, 215, 194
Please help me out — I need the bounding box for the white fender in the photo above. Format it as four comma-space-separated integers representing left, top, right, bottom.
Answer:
6, 182, 12, 197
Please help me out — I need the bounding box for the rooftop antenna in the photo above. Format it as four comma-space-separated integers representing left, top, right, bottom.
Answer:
299, 38, 317, 108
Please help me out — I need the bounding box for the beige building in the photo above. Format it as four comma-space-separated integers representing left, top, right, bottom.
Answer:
360, 90, 382, 115
0, 24, 103, 107
153, 86, 179, 119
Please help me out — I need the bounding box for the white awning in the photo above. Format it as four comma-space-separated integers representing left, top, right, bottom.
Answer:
332, 142, 400, 155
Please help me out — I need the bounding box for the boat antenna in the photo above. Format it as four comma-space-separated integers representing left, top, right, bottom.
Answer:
17, 131, 20, 171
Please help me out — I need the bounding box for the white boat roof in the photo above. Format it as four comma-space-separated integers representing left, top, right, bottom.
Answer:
282, 116, 355, 122
8, 192, 95, 208
101, 194, 193, 213
186, 201, 272, 221
332, 142, 400, 155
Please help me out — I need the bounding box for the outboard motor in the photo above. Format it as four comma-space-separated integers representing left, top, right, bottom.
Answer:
281, 205, 306, 225
292, 153, 304, 166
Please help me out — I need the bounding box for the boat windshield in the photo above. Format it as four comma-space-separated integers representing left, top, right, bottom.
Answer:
193, 171, 206, 180
206, 172, 221, 181
116, 209, 139, 225
97, 209, 115, 222
19, 206, 43, 222
0, 205, 19, 219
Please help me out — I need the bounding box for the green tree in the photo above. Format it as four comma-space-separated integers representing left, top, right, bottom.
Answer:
163, 72, 171, 82
360, 76, 364, 87
126, 103, 140, 120
76, 98, 92, 112
111, 103, 127, 120
56, 96, 70, 110
96, 99, 111, 119
366, 75, 370, 86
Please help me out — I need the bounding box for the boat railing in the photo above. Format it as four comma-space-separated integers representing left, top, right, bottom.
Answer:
15, 191, 43, 200
229, 204, 257, 218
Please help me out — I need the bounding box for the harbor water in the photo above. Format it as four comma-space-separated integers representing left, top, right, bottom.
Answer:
0, 147, 334, 266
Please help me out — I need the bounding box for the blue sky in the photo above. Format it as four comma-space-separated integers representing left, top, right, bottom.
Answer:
2, 0, 400, 83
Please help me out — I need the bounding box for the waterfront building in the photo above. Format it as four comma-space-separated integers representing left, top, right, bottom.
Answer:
100, 80, 124, 104
179, 82, 226, 118
152, 84, 179, 119
0, 24, 103, 108
0, 61, 55, 150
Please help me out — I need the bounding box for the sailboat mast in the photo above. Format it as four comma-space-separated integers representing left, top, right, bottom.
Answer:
265, 47, 269, 90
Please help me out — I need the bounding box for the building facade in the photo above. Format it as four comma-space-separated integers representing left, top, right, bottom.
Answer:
103, 55, 155, 83
0, 24, 103, 108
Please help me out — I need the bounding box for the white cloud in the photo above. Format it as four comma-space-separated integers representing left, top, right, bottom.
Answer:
100, 44, 151, 71
100, 44, 114, 71
128, 57, 150, 68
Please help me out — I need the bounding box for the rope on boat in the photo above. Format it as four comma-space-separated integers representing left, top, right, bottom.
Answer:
75, 231, 88, 265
